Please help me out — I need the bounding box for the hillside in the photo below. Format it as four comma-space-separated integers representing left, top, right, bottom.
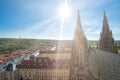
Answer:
0, 38, 120, 54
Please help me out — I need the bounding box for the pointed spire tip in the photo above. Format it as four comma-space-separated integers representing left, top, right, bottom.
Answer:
104, 11, 106, 16
77, 10, 80, 16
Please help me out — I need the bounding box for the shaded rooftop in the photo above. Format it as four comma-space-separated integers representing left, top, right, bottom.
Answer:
89, 49, 120, 80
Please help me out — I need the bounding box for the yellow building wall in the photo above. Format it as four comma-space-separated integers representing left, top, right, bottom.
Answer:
37, 53, 71, 59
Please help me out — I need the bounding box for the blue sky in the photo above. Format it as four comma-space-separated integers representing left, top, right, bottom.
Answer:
0, 0, 120, 40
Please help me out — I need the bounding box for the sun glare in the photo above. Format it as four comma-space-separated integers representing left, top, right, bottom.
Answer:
58, 4, 71, 19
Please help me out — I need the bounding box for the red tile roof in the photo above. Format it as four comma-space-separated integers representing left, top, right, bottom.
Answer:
17, 59, 70, 69
0, 49, 38, 64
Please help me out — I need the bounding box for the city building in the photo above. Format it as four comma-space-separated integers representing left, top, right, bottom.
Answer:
0, 49, 40, 80
99, 12, 117, 53
0, 71, 5, 80
17, 60, 70, 80
69, 11, 96, 80
0, 61, 18, 80
37, 51, 71, 60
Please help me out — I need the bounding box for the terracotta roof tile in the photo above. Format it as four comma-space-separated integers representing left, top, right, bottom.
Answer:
17, 59, 70, 69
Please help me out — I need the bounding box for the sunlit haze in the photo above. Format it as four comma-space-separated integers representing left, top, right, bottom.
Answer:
58, 4, 71, 19
0, 0, 120, 40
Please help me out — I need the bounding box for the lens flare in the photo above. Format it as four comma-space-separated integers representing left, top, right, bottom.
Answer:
58, 4, 71, 19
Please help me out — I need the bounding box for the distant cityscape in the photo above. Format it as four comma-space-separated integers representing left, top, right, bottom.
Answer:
0, 11, 120, 80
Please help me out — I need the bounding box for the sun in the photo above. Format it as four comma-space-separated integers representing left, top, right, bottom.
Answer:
58, 4, 71, 19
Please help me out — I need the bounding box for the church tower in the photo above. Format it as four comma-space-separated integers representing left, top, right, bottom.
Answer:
99, 12, 117, 53
69, 11, 93, 80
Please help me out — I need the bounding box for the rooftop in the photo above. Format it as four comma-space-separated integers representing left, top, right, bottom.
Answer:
17, 59, 70, 69
89, 49, 120, 80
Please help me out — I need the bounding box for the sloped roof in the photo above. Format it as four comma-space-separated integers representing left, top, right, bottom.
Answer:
89, 49, 120, 80
17, 59, 70, 69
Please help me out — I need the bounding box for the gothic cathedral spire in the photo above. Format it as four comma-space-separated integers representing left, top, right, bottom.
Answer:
69, 11, 94, 80
99, 12, 117, 53
102, 11, 109, 33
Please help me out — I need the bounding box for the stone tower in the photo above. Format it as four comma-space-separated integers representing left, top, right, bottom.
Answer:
69, 11, 93, 80
99, 12, 117, 53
